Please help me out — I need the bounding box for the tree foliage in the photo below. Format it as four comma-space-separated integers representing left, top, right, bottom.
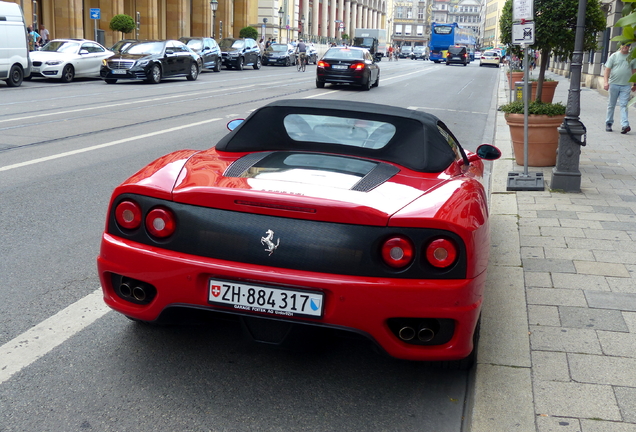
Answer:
109, 14, 136, 37
499, 0, 605, 99
613, 1, 636, 104
239, 26, 258, 40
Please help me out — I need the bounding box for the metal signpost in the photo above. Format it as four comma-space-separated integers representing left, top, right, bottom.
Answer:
506, 0, 545, 191
90, 8, 100, 43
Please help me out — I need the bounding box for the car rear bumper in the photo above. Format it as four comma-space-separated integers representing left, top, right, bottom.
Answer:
98, 233, 485, 361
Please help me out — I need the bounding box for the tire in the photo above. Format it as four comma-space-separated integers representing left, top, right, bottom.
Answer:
253, 57, 261, 70
362, 76, 372, 91
214, 58, 221, 72
186, 62, 199, 81
372, 74, 379, 87
236, 57, 243, 71
285, 57, 290, 67
60, 64, 74, 83
6, 64, 23, 87
316, 80, 325, 88
105, 79, 117, 84
147, 64, 161, 84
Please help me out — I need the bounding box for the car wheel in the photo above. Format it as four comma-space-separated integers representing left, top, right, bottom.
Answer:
253, 57, 261, 70
316, 80, 325, 88
105, 79, 117, 84
147, 64, 161, 84
214, 59, 221, 72
285, 57, 290, 67
372, 74, 379, 87
60, 64, 74, 83
186, 62, 199, 81
236, 57, 244, 71
6, 64, 23, 87
363, 77, 372, 91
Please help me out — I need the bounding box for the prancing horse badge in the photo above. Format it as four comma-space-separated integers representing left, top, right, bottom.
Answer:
261, 229, 280, 256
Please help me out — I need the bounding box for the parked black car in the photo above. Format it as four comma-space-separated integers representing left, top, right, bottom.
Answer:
411, 46, 428, 60
262, 43, 296, 66
219, 38, 261, 70
316, 47, 379, 91
100, 40, 200, 84
179, 37, 222, 72
398, 46, 412, 59
446, 45, 469, 66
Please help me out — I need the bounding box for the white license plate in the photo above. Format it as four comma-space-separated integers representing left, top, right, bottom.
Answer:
332, 65, 347, 69
112, 69, 127, 75
208, 279, 324, 318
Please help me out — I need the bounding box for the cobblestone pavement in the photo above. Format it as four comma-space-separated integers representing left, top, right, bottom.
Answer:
469, 68, 636, 432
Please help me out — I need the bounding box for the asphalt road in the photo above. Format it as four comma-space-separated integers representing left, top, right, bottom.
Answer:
0, 58, 500, 432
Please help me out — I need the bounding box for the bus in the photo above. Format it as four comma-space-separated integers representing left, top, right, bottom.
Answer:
428, 23, 476, 63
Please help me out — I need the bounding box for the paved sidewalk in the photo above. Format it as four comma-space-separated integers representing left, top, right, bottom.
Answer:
469, 69, 636, 432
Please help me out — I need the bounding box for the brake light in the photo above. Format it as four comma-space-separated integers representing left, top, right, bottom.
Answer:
426, 238, 458, 269
115, 200, 142, 230
350, 62, 365, 70
381, 236, 415, 269
318, 60, 329, 68
145, 207, 176, 238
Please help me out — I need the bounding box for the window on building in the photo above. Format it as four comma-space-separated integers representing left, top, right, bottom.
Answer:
405, 25, 412, 35
396, 24, 403, 35
417, 25, 424, 35
418, 8, 425, 19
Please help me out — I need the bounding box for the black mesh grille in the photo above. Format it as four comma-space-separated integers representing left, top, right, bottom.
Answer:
108, 194, 467, 279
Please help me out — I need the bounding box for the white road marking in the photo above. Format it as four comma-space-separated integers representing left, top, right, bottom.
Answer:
0, 289, 110, 385
304, 90, 339, 98
0, 117, 222, 173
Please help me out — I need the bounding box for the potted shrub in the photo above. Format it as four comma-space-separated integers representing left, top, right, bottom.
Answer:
507, 67, 524, 89
530, 78, 559, 103
499, 0, 605, 102
499, 100, 566, 166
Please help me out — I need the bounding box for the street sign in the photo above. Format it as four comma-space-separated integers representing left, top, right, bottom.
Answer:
339, 22, 344, 29
512, 0, 533, 22
90, 8, 100, 20
513, 21, 535, 45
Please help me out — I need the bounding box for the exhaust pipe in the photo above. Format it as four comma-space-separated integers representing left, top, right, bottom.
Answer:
417, 326, 435, 342
132, 285, 147, 302
398, 326, 416, 341
119, 281, 133, 298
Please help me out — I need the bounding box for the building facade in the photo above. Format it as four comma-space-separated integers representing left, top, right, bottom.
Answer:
10, 0, 386, 49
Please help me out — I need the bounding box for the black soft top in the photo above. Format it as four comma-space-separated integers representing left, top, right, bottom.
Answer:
215, 99, 460, 173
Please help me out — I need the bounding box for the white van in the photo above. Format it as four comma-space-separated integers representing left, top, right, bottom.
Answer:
0, 1, 31, 87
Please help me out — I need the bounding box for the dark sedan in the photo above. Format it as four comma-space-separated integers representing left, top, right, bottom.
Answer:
316, 47, 379, 90
219, 37, 261, 70
179, 37, 222, 72
100, 40, 200, 84
262, 43, 295, 66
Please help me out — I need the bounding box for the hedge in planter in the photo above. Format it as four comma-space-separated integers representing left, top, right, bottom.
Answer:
500, 101, 567, 166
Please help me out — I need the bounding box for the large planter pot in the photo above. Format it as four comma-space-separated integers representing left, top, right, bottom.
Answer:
530, 81, 559, 103
505, 113, 566, 166
507, 71, 524, 89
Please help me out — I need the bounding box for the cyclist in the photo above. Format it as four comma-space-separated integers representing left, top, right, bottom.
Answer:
295, 39, 308, 68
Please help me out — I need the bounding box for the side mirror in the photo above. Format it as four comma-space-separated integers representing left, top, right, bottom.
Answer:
475, 144, 502, 161
227, 119, 245, 131
79, 49, 89, 55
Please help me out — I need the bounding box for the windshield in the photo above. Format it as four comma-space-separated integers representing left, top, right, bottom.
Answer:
40, 41, 79, 53
183, 39, 203, 51
125, 42, 164, 55
268, 44, 288, 52
448, 46, 465, 54
220, 39, 243, 50
324, 48, 364, 60
413, 47, 425, 53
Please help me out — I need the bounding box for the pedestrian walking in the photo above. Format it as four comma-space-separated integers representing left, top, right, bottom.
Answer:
39, 24, 50, 45
26, 26, 41, 51
604, 42, 636, 134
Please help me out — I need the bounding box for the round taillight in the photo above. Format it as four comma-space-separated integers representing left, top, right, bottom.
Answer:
145, 207, 176, 238
115, 200, 142, 230
381, 236, 415, 269
426, 238, 458, 268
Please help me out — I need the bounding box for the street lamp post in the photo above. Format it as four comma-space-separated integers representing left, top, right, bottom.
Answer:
551, 0, 588, 192
210, 0, 218, 39
278, 7, 284, 43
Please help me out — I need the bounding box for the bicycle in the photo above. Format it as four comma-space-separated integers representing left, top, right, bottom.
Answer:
296, 52, 307, 72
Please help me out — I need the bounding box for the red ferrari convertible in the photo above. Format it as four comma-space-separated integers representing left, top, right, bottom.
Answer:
97, 99, 500, 367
